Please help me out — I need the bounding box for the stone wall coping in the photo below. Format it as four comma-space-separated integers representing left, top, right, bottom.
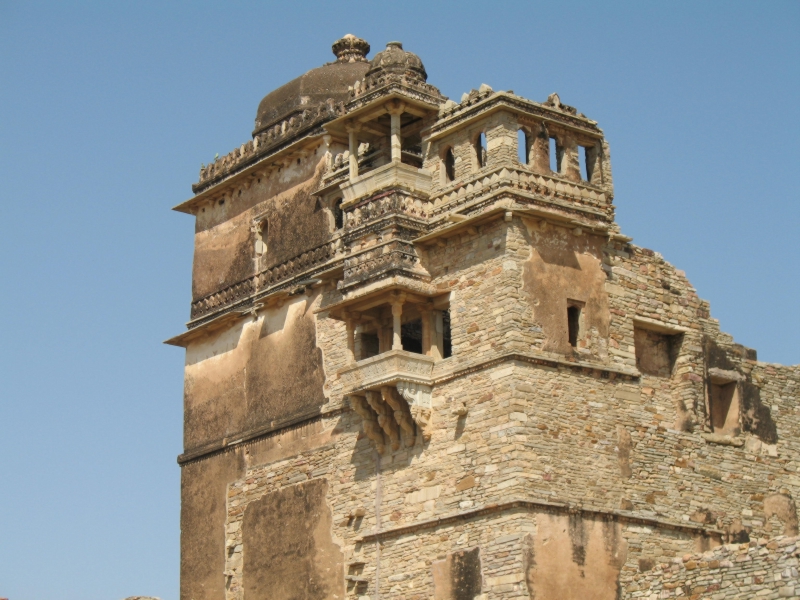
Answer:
357, 497, 723, 544
432, 351, 641, 385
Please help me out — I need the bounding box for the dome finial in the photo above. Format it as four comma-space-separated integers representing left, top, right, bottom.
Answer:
332, 34, 370, 63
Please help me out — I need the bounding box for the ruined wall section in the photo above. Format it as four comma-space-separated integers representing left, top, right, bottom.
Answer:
191, 144, 334, 302
622, 535, 800, 599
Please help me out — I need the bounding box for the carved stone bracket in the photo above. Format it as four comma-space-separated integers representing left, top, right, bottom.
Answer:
347, 380, 434, 454
396, 380, 432, 409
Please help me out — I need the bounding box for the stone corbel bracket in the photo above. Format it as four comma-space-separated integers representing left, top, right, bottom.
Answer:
341, 350, 436, 451
396, 380, 433, 442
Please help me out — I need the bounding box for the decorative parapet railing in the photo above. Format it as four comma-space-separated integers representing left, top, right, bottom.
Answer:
193, 100, 347, 193
431, 90, 602, 137
189, 237, 344, 321
341, 239, 424, 290
344, 190, 432, 230
344, 76, 445, 112
429, 165, 613, 218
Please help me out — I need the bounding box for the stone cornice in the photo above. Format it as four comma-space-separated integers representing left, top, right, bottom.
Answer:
427, 91, 603, 141
356, 498, 724, 544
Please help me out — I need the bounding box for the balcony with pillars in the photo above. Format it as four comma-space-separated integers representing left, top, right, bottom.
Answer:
324, 288, 451, 453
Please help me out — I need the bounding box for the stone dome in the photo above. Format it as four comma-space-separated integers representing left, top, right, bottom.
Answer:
253, 35, 370, 137
365, 41, 427, 84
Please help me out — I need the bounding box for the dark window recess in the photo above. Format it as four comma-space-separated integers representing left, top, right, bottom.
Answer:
567, 305, 581, 347
401, 319, 423, 354
333, 198, 344, 230
361, 332, 380, 359
579, 146, 589, 180
475, 132, 487, 168
634, 328, 682, 377
442, 309, 452, 358
549, 137, 561, 173
444, 148, 456, 181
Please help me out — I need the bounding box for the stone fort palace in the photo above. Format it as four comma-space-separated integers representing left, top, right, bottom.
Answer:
167, 35, 800, 600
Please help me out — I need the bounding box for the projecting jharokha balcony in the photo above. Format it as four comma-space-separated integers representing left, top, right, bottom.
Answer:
328, 288, 451, 454
340, 350, 434, 455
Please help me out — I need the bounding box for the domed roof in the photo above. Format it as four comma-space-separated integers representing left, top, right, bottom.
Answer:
365, 41, 427, 84
253, 35, 370, 136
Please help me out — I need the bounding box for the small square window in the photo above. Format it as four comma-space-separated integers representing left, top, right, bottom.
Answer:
634, 326, 682, 377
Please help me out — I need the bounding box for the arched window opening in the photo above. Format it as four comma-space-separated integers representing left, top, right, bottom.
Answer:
549, 137, 562, 173
474, 132, 487, 169
255, 220, 268, 256
444, 147, 456, 182
332, 198, 344, 230
517, 129, 529, 165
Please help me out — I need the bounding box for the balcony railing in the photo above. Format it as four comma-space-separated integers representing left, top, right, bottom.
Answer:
340, 161, 432, 204
339, 349, 434, 403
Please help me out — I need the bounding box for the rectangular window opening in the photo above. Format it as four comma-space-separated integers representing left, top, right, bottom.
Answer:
517, 129, 528, 164
549, 137, 559, 173
442, 309, 452, 358
579, 146, 589, 181
332, 198, 344, 230
475, 132, 487, 168
401, 319, 423, 354
444, 148, 456, 182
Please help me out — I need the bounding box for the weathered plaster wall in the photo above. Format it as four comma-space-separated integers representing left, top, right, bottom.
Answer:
521, 217, 609, 357
180, 450, 243, 600
524, 514, 626, 600
242, 478, 344, 600
192, 147, 333, 301
183, 294, 326, 452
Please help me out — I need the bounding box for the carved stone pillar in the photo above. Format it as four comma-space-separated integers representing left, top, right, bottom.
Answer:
347, 124, 360, 180
376, 323, 386, 354
431, 311, 444, 361
421, 304, 432, 356
391, 294, 405, 350
344, 311, 356, 363
387, 101, 405, 163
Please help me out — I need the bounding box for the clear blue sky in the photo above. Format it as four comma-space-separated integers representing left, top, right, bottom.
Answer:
0, 2, 797, 599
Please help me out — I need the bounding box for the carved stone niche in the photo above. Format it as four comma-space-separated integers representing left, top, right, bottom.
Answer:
347, 383, 432, 455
